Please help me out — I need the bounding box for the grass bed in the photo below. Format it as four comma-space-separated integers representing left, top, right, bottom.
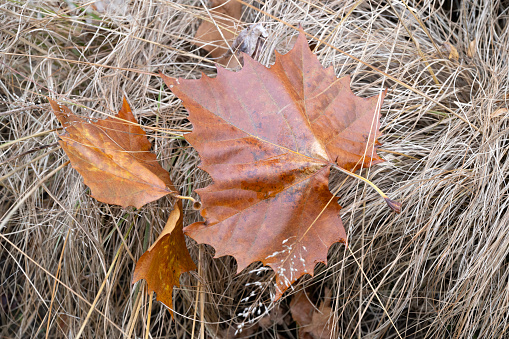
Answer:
1, 0, 509, 338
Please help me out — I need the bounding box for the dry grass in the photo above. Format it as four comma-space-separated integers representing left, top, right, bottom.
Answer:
1, 0, 509, 338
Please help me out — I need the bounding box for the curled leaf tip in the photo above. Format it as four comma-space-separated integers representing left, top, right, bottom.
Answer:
384, 198, 402, 213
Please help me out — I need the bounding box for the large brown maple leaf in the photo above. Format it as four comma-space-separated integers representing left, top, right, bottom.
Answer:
162, 28, 386, 299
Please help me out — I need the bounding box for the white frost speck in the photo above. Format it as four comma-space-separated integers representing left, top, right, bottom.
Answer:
265, 250, 283, 259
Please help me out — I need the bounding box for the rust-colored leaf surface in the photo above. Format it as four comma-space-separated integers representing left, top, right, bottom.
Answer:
162, 28, 385, 299
50, 98, 174, 209
132, 200, 196, 316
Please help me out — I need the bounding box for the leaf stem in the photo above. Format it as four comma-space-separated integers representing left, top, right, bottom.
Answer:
170, 193, 202, 210
332, 164, 401, 213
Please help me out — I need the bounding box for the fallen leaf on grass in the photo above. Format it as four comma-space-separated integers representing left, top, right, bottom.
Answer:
467, 39, 477, 58
220, 23, 268, 68
290, 289, 334, 339
259, 305, 288, 329
232, 23, 267, 57
491, 107, 508, 119
442, 42, 459, 61
162, 28, 385, 299
50, 98, 174, 209
132, 199, 196, 316
193, 0, 242, 67
92, 0, 128, 15
51, 97, 197, 314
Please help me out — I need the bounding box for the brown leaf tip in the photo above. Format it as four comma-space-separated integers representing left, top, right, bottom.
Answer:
384, 198, 402, 213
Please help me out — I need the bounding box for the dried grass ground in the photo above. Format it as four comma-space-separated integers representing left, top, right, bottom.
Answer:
1, 0, 509, 338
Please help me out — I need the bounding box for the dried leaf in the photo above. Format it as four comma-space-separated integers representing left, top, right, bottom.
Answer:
162, 28, 385, 299
193, 0, 242, 67
50, 98, 173, 209
442, 42, 459, 61
491, 107, 508, 119
467, 39, 477, 58
220, 323, 259, 338
289, 291, 314, 339
221, 23, 268, 68
232, 23, 267, 57
92, 0, 128, 15
132, 200, 196, 316
290, 289, 333, 339
259, 305, 288, 329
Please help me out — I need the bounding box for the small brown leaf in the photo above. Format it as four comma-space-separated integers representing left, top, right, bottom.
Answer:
232, 23, 267, 57
491, 107, 508, 119
442, 42, 459, 61
92, 0, 127, 15
220, 23, 268, 68
467, 39, 476, 58
193, 0, 242, 67
290, 291, 314, 336
132, 201, 196, 317
50, 98, 173, 209
290, 289, 333, 339
259, 305, 287, 329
